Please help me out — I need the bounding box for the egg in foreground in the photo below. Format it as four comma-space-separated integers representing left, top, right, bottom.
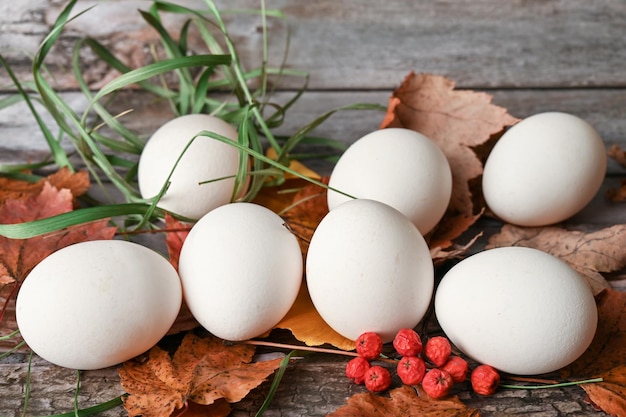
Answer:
306, 199, 434, 343
16, 240, 182, 370
137, 114, 242, 220
435, 246, 597, 375
327, 128, 452, 234
178, 202, 303, 341
482, 112, 606, 226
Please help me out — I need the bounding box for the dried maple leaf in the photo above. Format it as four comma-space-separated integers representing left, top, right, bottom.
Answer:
328, 385, 480, 417
380, 72, 519, 218
0, 168, 89, 205
120, 332, 283, 417
0, 182, 117, 285
561, 289, 626, 417
428, 210, 484, 265
486, 224, 626, 295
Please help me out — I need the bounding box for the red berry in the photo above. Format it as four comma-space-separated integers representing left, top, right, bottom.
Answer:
345, 356, 371, 384
396, 356, 426, 385
424, 336, 452, 367
355, 332, 383, 360
440, 356, 469, 383
393, 328, 422, 357
421, 368, 454, 399
471, 364, 500, 396
364, 365, 392, 393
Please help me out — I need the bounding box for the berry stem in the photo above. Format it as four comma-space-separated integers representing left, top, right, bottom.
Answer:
240, 340, 398, 363
503, 375, 560, 384
500, 377, 603, 390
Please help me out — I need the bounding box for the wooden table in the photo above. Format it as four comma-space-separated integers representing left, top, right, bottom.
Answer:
1, 1, 625, 416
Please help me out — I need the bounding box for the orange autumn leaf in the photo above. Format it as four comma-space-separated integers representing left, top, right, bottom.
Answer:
274, 283, 355, 351
251, 178, 316, 218
164, 213, 191, 272
486, 224, 626, 295
328, 385, 480, 417
0, 182, 116, 286
0, 168, 89, 206
119, 332, 283, 417
561, 289, 626, 417
380, 72, 519, 218
163, 215, 199, 335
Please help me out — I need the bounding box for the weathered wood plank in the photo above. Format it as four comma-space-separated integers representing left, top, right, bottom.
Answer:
1, 1, 625, 416
0, 335, 613, 417
2, 89, 625, 174
1, 0, 625, 91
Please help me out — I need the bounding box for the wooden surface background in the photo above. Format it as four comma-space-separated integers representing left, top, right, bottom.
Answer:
1, 1, 625, 416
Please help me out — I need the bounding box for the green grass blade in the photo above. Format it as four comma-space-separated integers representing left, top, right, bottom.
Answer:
82, 38, 173, 98
27, 396, 124, 417
0, 54, 72, 169
89, 54, 231, 106
192, 67, 216, 114
278, 103, 387, 162
254, 351, 296, 417
140, 8, 194, 114
0, 93, 25, 110
0, 203, 165, 239
21, 350, 34, 417
72, 40, 143, 151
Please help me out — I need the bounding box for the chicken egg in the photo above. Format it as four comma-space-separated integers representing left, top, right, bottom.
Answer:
327, 128, 452, 234
434, 246, 597, 375
306, 199, 434, 343
138, 114, 242, 220
482, 112, 607, 226
178, 202, 303, 341
16, 240, 182, 370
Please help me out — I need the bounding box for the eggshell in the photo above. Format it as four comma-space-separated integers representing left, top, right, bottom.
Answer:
327, 128, 452, 234
178, 202, 302, 341
138, 114, 241, 220
306, 199, 434, 343
16, 240, 182, 370
482, 112, 607, 226
434, 246, 597, 375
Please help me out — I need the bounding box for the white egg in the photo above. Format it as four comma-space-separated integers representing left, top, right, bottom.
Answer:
16, 240, 182, 370
434, 246, 597, 375
482, 112, 607, 226
138, 114, 242, 220
178, 202, 302, 341
327, 128, 452, 234
306, 199, 434, 343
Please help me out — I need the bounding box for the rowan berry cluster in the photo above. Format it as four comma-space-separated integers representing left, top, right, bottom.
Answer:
345, 329, 500, 398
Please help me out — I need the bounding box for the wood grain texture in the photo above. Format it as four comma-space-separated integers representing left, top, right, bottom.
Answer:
1, 0, 625, 90
2, 89, 625, 173
1, 0, 625, 416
